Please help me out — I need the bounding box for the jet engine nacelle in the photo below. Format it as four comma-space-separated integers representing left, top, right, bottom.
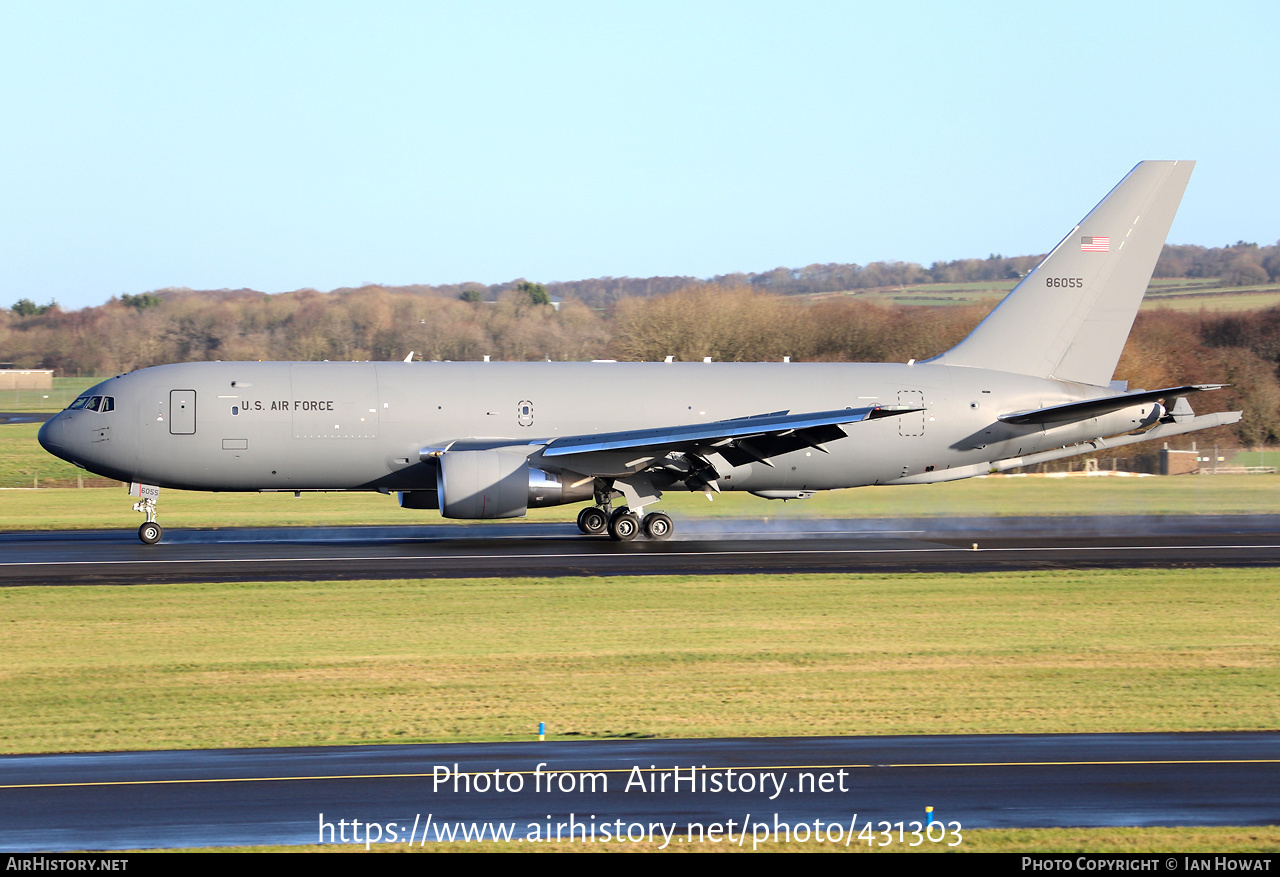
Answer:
437, 450, 529, 519
435, 450, 594, 519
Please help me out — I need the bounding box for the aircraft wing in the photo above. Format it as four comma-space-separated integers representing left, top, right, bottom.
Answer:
540, 406, 916, 469
997, 385, 1225, 425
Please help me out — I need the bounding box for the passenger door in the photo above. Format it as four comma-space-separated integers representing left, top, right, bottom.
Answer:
170, 390, 196, 435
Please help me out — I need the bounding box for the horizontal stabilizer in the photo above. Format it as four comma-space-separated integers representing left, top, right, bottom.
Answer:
541, 406, 916, 458
998, 384, 1225, 425
891, 410, 1242, 485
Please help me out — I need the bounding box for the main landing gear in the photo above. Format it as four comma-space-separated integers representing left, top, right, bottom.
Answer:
576, 505, 674, 541
576, 506, 608, 535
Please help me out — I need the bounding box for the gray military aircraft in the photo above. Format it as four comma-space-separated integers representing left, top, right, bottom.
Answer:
39, 160, 1240, 544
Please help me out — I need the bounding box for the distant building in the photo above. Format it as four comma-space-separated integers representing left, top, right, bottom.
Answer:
0, 369, 53, 390
1160, 446, 1200, 475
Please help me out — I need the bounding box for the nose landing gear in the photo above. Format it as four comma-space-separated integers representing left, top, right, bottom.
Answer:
130, 483, 163, 544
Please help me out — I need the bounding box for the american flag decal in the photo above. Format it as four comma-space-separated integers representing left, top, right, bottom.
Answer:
1080, 235, 1110, 252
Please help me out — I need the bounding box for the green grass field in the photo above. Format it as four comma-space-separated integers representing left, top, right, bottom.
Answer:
0, 376, 98, 413
1229, 450, 1280, 469
10, 566, 1275, 856
1, 472, 1277, 531
0, 422, 118, 488
9, 568, 1275, 852
3, 569, 1276, 755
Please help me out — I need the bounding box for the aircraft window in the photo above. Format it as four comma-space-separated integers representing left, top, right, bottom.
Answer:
84, 396, 103, 412
102, 396, 115, 412
67, 397, 89, 410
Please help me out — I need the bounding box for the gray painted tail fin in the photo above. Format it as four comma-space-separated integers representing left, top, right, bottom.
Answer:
929, 161, 1193, 386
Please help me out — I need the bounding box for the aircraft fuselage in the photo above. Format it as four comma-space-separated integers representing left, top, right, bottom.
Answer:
40, 359, 1162, 495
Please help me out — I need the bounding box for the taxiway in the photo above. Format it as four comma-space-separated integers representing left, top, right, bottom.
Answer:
2, 732, 1276, 850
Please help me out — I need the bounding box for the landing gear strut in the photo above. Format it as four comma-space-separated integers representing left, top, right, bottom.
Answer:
579, 505, 675, 541
579, 481, 676, 541
132, 488, 163, 544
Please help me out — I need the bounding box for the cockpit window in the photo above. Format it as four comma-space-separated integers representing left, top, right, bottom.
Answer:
65, 395, 114, 412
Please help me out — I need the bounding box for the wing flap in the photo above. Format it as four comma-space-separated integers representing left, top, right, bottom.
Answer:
541, 406, 913, 459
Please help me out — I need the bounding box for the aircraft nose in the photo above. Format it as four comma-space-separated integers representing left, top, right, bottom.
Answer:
37, 413, 70, 461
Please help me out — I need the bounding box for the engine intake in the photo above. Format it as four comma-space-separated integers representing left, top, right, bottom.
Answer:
435, 450, 592, 519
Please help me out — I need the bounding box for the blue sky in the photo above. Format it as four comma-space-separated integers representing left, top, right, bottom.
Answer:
2, 1, 1277, 310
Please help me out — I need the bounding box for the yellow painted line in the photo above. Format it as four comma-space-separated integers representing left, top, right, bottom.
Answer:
878, 759, 1280, 768
4, 759, 1277, 791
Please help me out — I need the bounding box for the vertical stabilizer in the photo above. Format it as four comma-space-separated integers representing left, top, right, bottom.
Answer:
930, 161, 1193, 386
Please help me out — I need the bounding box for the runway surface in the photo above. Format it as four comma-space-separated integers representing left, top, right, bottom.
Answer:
1, 514, 1279, 585
2, 732, 1277, 850
0, 412, 53, 424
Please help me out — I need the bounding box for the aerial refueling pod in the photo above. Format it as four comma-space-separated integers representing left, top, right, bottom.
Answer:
1035, 402, 1166, 440
434, 450, 593, 519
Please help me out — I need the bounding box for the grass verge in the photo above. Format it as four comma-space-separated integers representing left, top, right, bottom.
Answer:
2, 570, 1276, 755
0, 377, 98, 413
